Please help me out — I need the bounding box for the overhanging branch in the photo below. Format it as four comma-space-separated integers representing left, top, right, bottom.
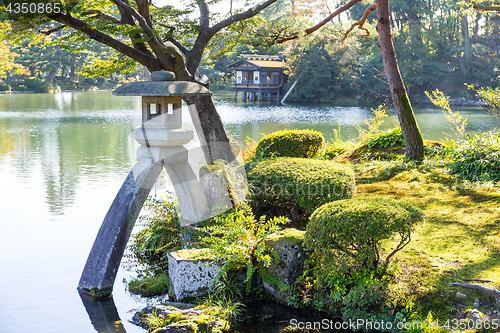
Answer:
473, 4, 500, 11
81, 10, 123, 24
343, 3, 376, 41
275, 0, 363, 44
210, 0, 278, 34
36, 24, 67, 35
48, 12, 161, 71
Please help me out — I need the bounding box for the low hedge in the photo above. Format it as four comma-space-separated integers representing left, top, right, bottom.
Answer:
305, 196, 423, 276
247, 157, 355, 216
255, 129, 325, 159
23, 77, 48, 93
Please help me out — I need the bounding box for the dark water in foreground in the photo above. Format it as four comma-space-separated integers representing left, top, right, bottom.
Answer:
0, 91, 498, 333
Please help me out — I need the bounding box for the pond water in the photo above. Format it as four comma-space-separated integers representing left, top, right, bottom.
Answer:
0, 91, 498, 333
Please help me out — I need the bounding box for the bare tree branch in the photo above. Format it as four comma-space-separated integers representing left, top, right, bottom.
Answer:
81, 10, 124, 24
276, 0, 363, 44
198, 0, 210, 30
473, 4, 500, 11
210, 0, 278, 34
185, 0, 278, 74
304, 0, 362, 35
36, 24, 67, 35
343, 3, 376, 41
110, 0, 187, 76
135, 0, 153, 28
111, 0, 159, 45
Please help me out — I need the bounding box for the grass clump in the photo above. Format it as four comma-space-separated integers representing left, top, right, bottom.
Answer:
247, 157, 355, 217
255, 129, 325, 159
363, 127, 405, 149
447, 132, 500, 183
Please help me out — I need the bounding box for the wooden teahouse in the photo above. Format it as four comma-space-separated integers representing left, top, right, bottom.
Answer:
227, 54, 288, 102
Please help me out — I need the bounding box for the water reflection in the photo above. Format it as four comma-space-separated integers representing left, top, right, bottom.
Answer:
0, 92, 140, 214
79, 291, 127, 333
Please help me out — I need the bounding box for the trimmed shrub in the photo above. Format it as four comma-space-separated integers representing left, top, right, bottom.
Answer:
255, 129, 325, 159
305, 197, 423, 277
0, 82, 10, 91
16, 85, 28, 91
247, 158, 355, 216
23, 77, 48, 93
447, 132, 500, 182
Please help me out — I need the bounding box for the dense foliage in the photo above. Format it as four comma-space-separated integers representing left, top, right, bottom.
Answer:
22, 77, 48, 93
247, 158, 355, 216
255, 129, 325, 159
196, 203, 289, 294
447, 132, 500, 183
128, 195, 182, 275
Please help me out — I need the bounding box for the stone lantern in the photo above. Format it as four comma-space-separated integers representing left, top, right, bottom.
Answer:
78, 70, 212, 299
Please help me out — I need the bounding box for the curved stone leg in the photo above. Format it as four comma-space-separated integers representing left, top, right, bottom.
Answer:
78, 158, 162, 298
163, 162, 209, 226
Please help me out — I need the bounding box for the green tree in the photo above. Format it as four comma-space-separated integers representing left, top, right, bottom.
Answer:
0, 40, 24, 78
1, 0, 284, 164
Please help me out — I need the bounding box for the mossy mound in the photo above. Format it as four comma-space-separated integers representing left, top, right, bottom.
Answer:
255, 129, 325, 159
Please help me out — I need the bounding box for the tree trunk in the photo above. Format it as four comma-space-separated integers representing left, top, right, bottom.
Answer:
461, 14, 471, 77
407, 4, 422, 44
473, 12, 481, 38
45, 45, 61, 84
185, 95, 236, 164
376, 0, 424, 161
45, 69, 58, 84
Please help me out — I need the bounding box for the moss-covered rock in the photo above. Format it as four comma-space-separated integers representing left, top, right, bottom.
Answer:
264, 228, 306, 303
132, 303, 228, 333
247, 158, 355, 217
255, 129, 325, 159
128, 273, 171, 297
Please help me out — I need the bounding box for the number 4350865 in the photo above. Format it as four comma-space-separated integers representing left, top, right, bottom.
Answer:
6, 2, 61, 14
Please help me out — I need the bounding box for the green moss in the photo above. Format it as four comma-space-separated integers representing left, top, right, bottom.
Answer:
80, 286, 112, 300
174, 248, 215, 260
128, 274, 170, 297
267, 228, 305, 245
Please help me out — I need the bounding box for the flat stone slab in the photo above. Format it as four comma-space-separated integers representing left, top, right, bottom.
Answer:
168, 249, 220, 301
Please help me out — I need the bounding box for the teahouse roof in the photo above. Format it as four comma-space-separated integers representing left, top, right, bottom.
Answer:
226, 59, 284, 71
113, 70, 211, 97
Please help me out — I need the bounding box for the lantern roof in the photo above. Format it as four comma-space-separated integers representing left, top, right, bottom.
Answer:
112, 70, 212, 97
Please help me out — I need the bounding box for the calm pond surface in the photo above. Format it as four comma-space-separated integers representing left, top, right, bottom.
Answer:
0, 91, 498, 333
